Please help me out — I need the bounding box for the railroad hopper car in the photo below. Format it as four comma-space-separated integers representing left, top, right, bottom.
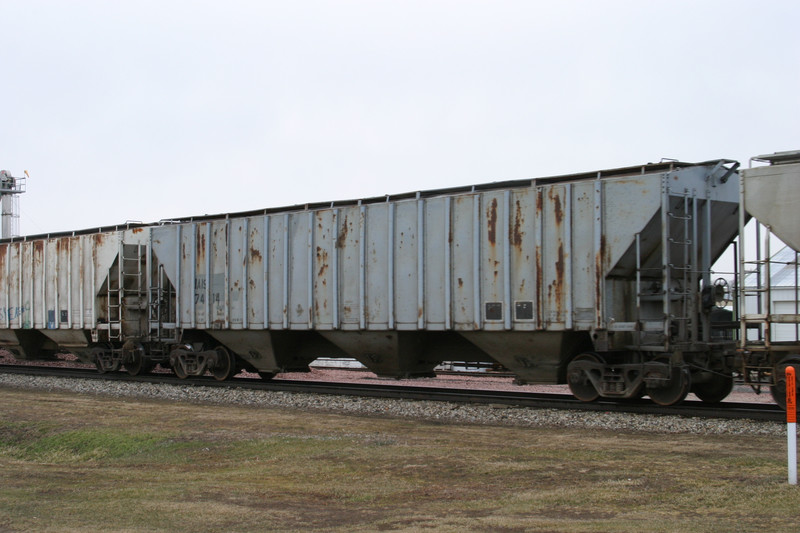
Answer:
0, 157, 776, 406
737, 152, 800, 408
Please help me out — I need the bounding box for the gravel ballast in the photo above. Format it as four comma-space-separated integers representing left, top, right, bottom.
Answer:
0, 373, 785, 437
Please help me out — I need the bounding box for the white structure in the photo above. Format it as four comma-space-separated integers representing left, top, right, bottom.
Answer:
745, 245, 800, 342
0, 170, 26, 239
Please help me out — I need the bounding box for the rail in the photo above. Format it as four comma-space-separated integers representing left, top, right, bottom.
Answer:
0, 364, 783, 422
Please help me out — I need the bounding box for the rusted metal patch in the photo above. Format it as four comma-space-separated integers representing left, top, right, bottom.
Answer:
549, 188, 563, 225
595, 234, 605, 322
487, 198, 498, 245
336, 215, 349, 249
316, 246, 329, 277
535, 188, 544, 327
33, 241, 44, 269
552, 242, 565, 318
511, 199, 524, 246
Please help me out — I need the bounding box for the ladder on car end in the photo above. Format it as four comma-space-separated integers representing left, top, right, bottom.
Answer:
106, 243, 145, 341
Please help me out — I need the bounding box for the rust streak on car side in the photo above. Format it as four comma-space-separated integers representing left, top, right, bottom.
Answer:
336, 215, 349, 249
487, 198, 498, 246
511, 199, 524, 247
316, 246, 329, 277
595, 234, 605, 324
554, 242, 565, 319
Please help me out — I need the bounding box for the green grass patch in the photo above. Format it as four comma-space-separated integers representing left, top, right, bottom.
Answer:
0, 420, 217, 464
5, 427, 161, 462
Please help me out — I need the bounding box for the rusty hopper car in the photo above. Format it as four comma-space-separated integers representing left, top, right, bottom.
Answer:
0, 159, 750, 405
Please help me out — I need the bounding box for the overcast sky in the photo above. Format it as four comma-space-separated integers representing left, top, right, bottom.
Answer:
1, 0, 798, 236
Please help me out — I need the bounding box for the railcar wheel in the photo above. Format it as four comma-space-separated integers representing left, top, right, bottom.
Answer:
92, 346, 109, 374
646, 358, 691, 406
770, 355, 800, 411
124, 344, 150, 376
173, 358, 188, 379
567, 353, 604, 402
92, 345, 119, 374
692, 373, 734, 404
211, 346, 236, 381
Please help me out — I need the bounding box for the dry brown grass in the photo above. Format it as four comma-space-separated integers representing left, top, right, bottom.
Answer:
0, 387, 797, 532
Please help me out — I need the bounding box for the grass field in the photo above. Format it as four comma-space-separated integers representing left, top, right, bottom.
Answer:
0, 387, 798, 532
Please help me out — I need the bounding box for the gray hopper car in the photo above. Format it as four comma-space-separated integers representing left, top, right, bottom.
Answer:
0, 158, 761, 405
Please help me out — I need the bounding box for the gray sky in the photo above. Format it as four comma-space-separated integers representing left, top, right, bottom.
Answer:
2, 0, 798, 236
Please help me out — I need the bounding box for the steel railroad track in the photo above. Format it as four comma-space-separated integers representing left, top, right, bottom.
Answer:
0, 364, 784, 422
